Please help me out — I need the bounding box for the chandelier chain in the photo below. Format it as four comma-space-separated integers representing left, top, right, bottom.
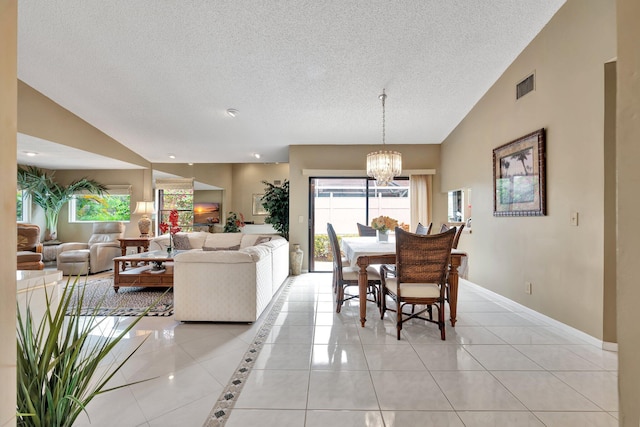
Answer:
380, 89, 386, 146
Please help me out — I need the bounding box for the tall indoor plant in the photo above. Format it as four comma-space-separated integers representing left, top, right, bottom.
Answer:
261, 180, 289, 240
17, 165, 108, 241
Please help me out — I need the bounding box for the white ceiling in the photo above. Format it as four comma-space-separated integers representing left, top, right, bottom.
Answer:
17, 0, 565, 169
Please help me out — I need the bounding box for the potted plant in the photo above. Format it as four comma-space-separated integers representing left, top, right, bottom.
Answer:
224, 211, 245, 233
16, 277, 154, 426
261, 180, 289, 240
17, 165, 108, 241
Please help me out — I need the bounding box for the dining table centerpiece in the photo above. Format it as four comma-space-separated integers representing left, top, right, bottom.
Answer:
370, 215, 398, 242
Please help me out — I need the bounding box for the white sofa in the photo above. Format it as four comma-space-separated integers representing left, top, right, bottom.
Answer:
148, 232, 289, 322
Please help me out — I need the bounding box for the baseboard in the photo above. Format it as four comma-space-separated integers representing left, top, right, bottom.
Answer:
461, 279, 609, 350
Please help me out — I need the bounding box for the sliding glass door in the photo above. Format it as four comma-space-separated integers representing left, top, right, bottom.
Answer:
309, 177, 409, 272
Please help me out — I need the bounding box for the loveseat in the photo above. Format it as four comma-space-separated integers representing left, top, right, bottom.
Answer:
148, 232, 289, 322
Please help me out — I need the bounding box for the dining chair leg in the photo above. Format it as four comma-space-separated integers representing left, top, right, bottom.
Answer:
439, 302, 446, 341
396, 299, 402, 340
336, 285, 344, 313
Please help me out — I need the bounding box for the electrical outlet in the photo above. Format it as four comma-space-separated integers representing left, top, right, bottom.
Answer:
525, 282, 532, 294
570, 211, 579, 226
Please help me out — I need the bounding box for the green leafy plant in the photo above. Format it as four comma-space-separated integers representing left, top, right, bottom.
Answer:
16, 277, 153, 427
224, 211, 245, 233
261, 180, 289, 240
17, 165, 108, 241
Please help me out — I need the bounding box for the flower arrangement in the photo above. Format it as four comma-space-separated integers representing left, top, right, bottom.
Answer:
370, 215, 398, 233
159, 209, 181, 252
224, 211, 245, 233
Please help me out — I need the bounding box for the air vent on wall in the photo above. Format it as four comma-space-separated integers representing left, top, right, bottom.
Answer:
274, 180, 282, 185
516, 72, 535, 99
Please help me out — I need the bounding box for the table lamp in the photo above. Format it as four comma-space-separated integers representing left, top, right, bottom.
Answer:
133, 201, 155, 237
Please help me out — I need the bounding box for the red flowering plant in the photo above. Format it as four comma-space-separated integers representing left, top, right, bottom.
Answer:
158, 209, 182, 252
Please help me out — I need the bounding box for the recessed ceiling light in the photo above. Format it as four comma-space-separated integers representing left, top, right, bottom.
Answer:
254, 153, 261, 159
23, 151, 38, 157
188, 162, 194, 166
168, 153, 176, 159
226, 108, 239, 118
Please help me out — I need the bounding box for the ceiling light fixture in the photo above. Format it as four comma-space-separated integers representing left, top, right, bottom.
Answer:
24, 151, 38, 157
366, 89, 402, 186
254, 153, 261, 159
168, 154, 176, 159
226, 108, 239, 118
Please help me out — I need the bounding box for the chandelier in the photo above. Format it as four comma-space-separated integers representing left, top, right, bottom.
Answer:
366, 89, 402, 186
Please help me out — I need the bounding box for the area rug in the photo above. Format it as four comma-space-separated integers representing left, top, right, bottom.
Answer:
65, 277, 174, 317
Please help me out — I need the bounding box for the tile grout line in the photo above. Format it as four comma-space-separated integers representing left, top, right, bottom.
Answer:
202, 276, 295, 427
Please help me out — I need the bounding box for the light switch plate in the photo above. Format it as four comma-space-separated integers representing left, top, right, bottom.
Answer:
570, 211, 579, 226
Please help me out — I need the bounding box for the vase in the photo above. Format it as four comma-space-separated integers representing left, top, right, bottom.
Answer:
376, 229, 389, 243
290, 243, 303, 276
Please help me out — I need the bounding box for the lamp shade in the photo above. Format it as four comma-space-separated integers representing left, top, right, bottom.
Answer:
133, 201, 155, 215
133, 201, 155, 236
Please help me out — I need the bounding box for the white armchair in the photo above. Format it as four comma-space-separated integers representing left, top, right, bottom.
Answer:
57, 222, 125, 275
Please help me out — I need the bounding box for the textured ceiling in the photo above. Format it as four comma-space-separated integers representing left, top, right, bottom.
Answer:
17, 0, 565, 167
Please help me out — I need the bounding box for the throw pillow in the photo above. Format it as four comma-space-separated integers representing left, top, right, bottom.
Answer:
172, 234, 191, 250
202, 244, 241, 251
254, 236, 272, 245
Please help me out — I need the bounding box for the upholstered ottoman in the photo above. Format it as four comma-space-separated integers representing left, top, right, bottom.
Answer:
56, 248, 90, 276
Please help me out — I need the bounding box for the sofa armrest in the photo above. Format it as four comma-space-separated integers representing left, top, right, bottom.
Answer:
35, 243, 43, 253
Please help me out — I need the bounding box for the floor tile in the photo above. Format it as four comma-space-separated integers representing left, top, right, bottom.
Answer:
311, 344, 369, 370
371, 370, 453, 410
431, 371, 525, 410
381, 411, 464, 427
225, 409, 306, 427
492, 371, 601, 411
363, 344, 427, 370
307, 370, 379, 410
265, 324, 314, 344
552, 371, 619, 411
412, 343, 485, 371
147, 394, 216, 427
513, 345, 603, 371
234, 370, 310, 409
306, 410, 385, 427
463, 344, 543, 370
252, 343, 312, 370
313, 323, 362, 345
456, 411, 544, 427
533, 411, 618, 426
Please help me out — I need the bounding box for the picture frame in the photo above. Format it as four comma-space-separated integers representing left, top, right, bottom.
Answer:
493, 128, 546, 217
252, 194, 268, 215
193, 202, 220, 224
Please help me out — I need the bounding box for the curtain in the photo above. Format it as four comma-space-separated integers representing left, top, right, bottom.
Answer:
410, 175, 432, 230
155, 178, 194, 191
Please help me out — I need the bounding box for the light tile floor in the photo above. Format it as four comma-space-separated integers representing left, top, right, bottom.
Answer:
71, 273, 618, 426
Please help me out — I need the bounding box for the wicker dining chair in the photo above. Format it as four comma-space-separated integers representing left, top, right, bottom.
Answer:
357, 222, 377, 237
452, 223, 465, 249
380, 226, 456, 340
328, 223, 380, 313
415, 222, 432, 235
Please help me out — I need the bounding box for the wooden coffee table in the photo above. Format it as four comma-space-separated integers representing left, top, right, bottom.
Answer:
113, 250, 182, 292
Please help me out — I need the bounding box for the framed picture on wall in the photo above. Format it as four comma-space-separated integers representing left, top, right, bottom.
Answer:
252, 194, 268, 215
493, 128, 546, 216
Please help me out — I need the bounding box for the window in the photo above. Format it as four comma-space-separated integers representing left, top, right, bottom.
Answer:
17, 189, 30, 222
155, 178, 195, 233
69, 185, 131, 222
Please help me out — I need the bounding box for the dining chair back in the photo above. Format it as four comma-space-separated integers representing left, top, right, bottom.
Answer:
379, 226, 456, 340
452, 223, 465, 249
439, 223, 450, 233
357, 222, 377, 237
415, 222, 432, 235
328, 223, 380, 313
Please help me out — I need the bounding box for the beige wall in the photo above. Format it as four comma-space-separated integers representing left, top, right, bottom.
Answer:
289, 144, 445, 271
18, 81, 149, 168
1, 2, 16, 425
439, 0, 616, 339
616, 0, 640, 424
231, 163, 289, 224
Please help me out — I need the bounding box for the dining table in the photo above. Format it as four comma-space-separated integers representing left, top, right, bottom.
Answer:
341, 236, 467, 328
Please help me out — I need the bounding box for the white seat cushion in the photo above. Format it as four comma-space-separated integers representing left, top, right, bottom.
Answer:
384, 277, 441, 298
342, 265, 380, 281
